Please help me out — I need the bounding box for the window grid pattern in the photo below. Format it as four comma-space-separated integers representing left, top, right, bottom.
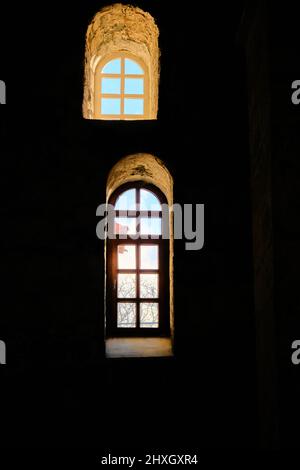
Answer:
117, 244, 160, 329
112, 187, 163, 331
97, 55, 147, 120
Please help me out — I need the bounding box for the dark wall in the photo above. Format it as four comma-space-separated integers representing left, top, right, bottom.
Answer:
244, 0, 279, 448
0, 1, 259, 449
244, 0, 300, 449
269, 3, 300, 449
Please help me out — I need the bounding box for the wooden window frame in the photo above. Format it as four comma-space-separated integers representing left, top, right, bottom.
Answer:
106, 182, 170, 338
94, 52, 150, 120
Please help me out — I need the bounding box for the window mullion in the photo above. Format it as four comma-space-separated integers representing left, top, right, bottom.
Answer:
136, 188, 140, 328
99, 75, 102, 115
136, 244, 140, 328
120, 57, 125, 117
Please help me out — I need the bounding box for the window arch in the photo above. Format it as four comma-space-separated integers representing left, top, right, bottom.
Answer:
105, 154, 174, 357
83, 4, 159, 120
94, 52, 149, 119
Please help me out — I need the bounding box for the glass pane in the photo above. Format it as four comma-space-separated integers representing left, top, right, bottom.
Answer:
140, 303, 159, 328
115, 218, 137, 235
124, 78, 144, 95
101, 98, 121, 115
102, 78, 121, 94
118, 245, 136, 269
125, 59, 143, 75
115, 189, 136, 210
140, 189, 161, 211
102, 58, 121, 74
124, 98, 144, 115
140, 274, 158, 298
118, 274, 136, 298
140, 218, 161, 235
118, 303, 136, 328
140, 245, 158, 270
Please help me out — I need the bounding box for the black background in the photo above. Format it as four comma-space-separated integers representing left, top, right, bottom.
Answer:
0, 0, 299, 451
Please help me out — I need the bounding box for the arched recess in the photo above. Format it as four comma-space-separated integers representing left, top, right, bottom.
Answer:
105, 154, 174, 346
83, 4, 159, 120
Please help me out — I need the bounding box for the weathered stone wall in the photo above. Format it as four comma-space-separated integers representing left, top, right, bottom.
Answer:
83, 4, 159, 119
106, 153, 173, 204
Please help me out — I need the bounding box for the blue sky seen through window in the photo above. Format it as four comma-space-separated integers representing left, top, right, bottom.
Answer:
114, 189, 162, 236
124, 99, 143, 115
102, 58, 121, 74
125, 59, 143, 74
124, 78, 143, 95
115, 189, 136, 210
100, 57, 145, 116
102, 78, 121, 94
140, 189, 161, 211
101, 98, 120, 115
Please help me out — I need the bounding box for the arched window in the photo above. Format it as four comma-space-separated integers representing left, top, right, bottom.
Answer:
106, 183, 169, 335
83, 4, 159, 120
104, 154, 174, 357
94, 53, 149, 119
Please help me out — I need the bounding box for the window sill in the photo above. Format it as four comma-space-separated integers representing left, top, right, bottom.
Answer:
105, 337, 173, 359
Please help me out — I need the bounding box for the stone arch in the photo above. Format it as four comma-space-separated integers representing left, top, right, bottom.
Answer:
106, 154, 174, 343
83, 4, 159, 119
106, 153, 173, 205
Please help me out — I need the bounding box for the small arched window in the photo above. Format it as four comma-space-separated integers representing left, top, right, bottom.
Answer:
83, 4, 159, 120
106, 183, 169, 336
94, 53, 149, 119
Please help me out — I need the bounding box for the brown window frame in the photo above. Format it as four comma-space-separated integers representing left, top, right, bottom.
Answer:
106, 182, 170, 338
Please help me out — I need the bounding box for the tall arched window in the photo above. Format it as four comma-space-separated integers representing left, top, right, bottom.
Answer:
94, 52, 149, 119
106, 183, 169, 336
83, 4, 159, 120
104, 154, 174, 358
